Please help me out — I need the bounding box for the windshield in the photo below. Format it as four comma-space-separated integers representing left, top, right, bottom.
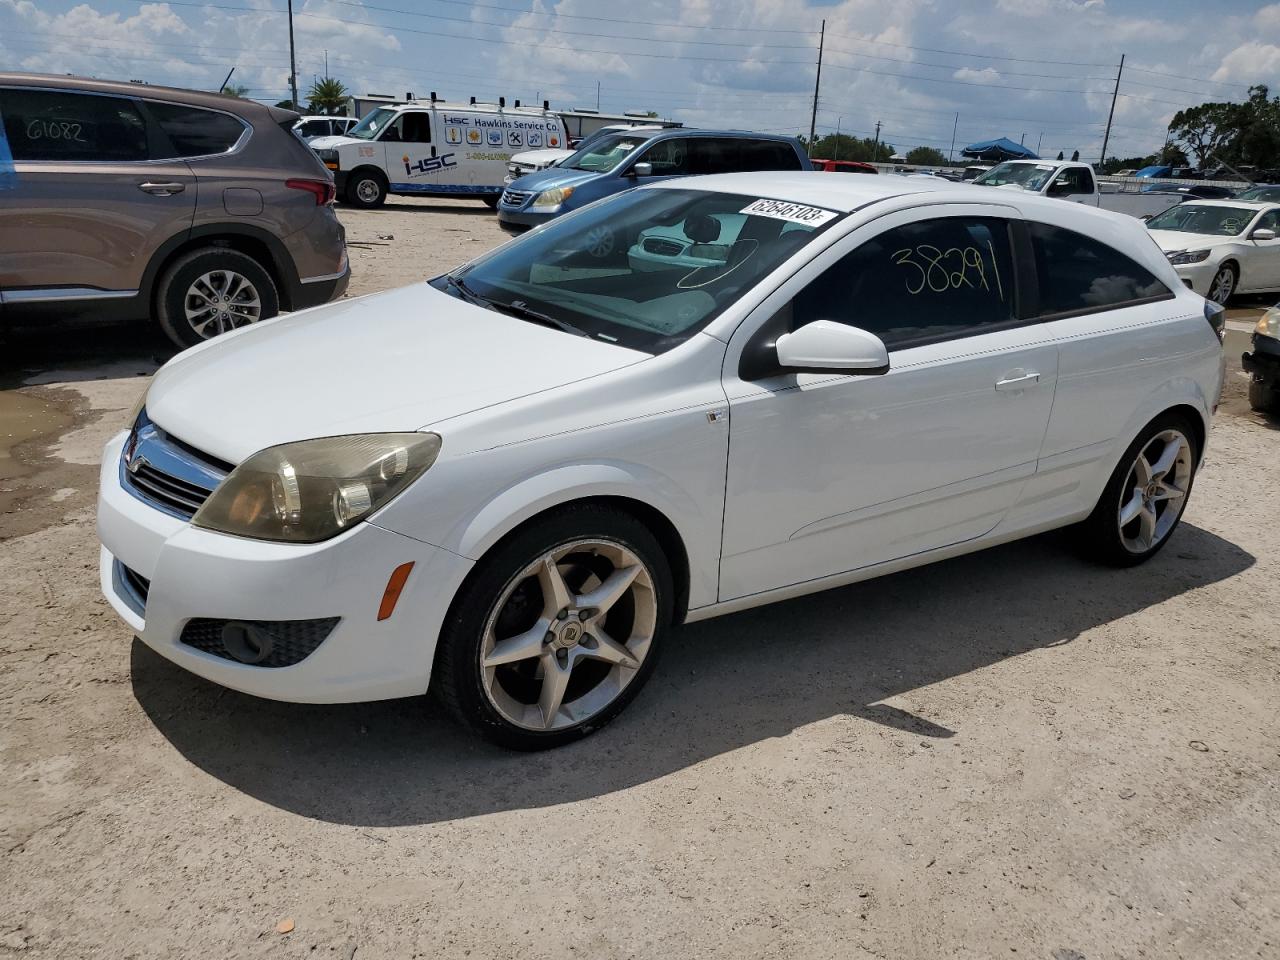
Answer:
973, 162, 1057, 190
1145, 204, 1257, 237
348, 107, 396, 140
563, 133, 646, 173
433, 188, 841, 354
1236, 186, 1280, 202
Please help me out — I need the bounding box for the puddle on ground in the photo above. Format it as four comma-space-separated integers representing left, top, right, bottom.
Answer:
0, 388, 74, 515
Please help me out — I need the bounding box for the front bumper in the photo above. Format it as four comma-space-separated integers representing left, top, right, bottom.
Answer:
97, 431, 473, 703
1170, 259, 1218, 296
496, 205, 558, 231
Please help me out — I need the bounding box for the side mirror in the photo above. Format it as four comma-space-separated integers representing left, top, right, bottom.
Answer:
1252, 228, 1277, 241
630, 161, 653, 178
774, 321, 889, 376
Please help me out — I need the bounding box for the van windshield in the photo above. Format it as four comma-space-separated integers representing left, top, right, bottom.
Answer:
348, 107, 396, 140
973, 162, 1056, 190
564, 134, 645, 173
433, 188, 841, 354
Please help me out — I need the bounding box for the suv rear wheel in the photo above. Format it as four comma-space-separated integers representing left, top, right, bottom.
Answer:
345, 170, 387, 208
155, 247, 279, 349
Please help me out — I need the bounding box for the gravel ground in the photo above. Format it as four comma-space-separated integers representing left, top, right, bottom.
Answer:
2, 198, 1279, 960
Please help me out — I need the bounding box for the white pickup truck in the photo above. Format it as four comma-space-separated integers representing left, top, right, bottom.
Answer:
971, 160, 1185, 219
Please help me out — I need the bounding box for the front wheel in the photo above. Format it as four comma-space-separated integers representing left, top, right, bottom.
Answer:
344, 170, 387, 208
1249, 377, 1280, 413
1207, 263, 1236, 305
1077, 414, 1199, 566
433, 505, 673, 750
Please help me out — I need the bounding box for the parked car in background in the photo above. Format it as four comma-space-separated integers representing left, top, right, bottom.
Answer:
1145, 200, 1280, 304
99, 173, 1223, 749
505, 123, 662, 184
973, 160, 1182, 219
1242, 303, 1280, 412
1235, 184, 1280, 202
811, 159, 877, 174
0, 73, 349, 348
293, 115, 357, 143
961, 164, 991, 181
1139, 183, 1236, 200
497, 129, 809, 229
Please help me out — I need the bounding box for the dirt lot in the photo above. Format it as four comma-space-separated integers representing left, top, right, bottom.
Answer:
2, 198, 1279, 960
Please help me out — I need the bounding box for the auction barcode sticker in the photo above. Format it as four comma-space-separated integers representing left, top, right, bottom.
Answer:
740, 198, 838, 226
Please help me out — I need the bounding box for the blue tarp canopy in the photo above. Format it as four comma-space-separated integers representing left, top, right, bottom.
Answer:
961, 137, 1039, 162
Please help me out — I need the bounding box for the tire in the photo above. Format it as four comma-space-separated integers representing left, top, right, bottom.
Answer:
1207, 262, 1237, 305
1249, 378, 1280, 413
1077, 413, 1200, 567
155, 247, 279, 349
481, 196, 499, 209
344, 169, 387, 208
433, 504, 674, 750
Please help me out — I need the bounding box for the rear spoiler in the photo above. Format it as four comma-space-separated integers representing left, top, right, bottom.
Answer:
267, 105, 302, 126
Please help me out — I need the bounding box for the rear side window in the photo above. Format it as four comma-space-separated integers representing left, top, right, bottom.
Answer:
146, 101, 247, 157
0, 88, 147, 162
789, 217, 1017, 349
739, 139, 802, 171
1029, 223, 1169, 316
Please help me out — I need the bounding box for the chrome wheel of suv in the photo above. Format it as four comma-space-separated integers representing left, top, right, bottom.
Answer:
184, 269, 263, 338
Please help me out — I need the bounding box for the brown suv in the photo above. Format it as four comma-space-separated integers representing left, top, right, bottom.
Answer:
0, 73, 349, 348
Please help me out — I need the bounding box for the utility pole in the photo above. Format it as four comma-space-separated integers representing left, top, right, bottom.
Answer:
834, 116, 841, 160
1036, 132, 1044, 155
871, 120, 882, 163
807, 19, 825, 155
287, 0, 299, 110
596, 81, 601, 111
324, 49, 328, 79
948, 112, 959, 163
1099, 53, 1125, 171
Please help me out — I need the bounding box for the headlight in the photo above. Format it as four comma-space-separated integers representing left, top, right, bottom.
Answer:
192, 433, 441, 543
316, 148, 337, 162
1167, 249, 1211, 265
532, 186, 574, 208
1257, 306, 1280, 339
508, 164, 520, 176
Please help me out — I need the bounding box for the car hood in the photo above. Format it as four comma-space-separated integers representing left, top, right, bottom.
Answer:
308, 134, 364, 150
145, 285, 647, 464
509, 166, 604, 192
1148, 229, 1234, 252
512, 148, 574, 166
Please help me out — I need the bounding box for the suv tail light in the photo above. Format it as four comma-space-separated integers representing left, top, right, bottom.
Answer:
286, 178, 336, 206
1204, 300, 1226, 342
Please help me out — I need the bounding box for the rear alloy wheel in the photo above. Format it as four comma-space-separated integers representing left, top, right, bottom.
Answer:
434, 506, 672, 749
1207, 263, 1236, 305
1078, 415, 1198, 566
155, 247, 279, 349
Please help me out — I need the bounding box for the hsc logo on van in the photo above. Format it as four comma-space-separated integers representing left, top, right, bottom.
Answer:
402, 153, 458, 177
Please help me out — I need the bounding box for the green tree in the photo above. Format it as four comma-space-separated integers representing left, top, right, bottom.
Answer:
1235, 85, 1280, 168
220, 83, 250, 99
1169, 100, 1244, 167
905, 146, 947, 166
307, 76, 350, 115
809, 133, 894, 163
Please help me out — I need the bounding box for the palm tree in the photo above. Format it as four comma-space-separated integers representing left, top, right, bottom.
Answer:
307, 77, 349, 116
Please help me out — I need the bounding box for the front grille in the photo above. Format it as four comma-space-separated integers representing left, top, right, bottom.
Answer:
501, 189, 532, 207
121, 412, 230, 521
642, 237, 684, 256
180, 617, 340, 668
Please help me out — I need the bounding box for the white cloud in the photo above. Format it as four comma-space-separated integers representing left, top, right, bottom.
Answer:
953, 67, 1000, 83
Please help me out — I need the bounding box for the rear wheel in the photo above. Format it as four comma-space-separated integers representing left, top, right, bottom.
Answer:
1077, 414, 1199, 566
345, 169, 387, 208
155, 247, 279, 349
433, 505, 673, 750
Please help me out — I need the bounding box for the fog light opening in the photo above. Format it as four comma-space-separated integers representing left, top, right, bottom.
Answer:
221, 621, 274, 664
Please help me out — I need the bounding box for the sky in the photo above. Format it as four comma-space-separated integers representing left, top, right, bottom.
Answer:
1, 0, 1276, 162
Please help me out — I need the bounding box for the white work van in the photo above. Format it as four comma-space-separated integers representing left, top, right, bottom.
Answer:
310, 98, 569, 208
972, 160, 1184, 219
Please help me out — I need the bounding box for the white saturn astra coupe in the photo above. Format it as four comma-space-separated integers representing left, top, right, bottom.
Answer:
99, 173, 1226, 749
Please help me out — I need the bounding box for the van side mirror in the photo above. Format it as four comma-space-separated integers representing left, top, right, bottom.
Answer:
630, 161, 653, 178
774, 321, 889, 376
1252, 228, 1277, 241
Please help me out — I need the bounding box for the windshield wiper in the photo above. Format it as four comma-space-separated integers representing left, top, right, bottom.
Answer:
444, 274, 488, 306
487, 299, 589, 338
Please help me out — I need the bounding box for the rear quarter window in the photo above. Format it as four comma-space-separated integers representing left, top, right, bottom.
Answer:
146, 101, 247, 158
739, 139, 803, 171
1029, 223, 1170, 317
0, 88, 148, 162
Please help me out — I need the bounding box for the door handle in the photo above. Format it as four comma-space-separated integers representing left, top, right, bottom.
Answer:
138, 181, 185, 196
995, 370, 1041, 391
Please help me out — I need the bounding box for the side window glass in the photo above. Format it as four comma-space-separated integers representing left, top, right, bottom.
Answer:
692, 138, 736, 174
1, 89, 147, 162
789, 218, 1017, 349
147, 102, 246, 157
389, 113, 430, 144
1029, 222, 1169, 316
1255, 211, 1280, 234
639, 138, 689, 175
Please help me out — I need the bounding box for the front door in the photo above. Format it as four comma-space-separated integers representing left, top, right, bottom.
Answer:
380, 110, 447, 193
719, 205, 1059, 601
0, 86, 196, 298
1245, 209, 1280, 291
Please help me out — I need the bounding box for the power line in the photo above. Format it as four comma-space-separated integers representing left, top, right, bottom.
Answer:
823, 31, 1112, 68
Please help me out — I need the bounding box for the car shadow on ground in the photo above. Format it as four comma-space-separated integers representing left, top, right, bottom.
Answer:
130, 522, 1254, 827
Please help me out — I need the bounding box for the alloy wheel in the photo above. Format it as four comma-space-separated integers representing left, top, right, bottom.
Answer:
479, 539, 657, 732
183, 269, 262, 338
1116, 428, 1192, 554
355, 177, 382, 204
1208, 266, 1235, 305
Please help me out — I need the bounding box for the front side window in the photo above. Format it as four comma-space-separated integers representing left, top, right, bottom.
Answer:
1030, 222, 1168, 316
381, 112, 430, 143
0, 88, 147, 162
786, 217, 1017, 349
1051, 166, 1093, 195
146, 101, 246, 157
1254, 210, 1280, 234
1145, 204, 1257, 237
636, 138, 690, 176
435, 188, 840, 354
1236, 186, 1280, 202
562, 133, 644, 173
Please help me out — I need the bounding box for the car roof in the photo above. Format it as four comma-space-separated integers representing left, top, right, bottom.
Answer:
649, 171, 954, 212
1179, 199, 1277, 209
